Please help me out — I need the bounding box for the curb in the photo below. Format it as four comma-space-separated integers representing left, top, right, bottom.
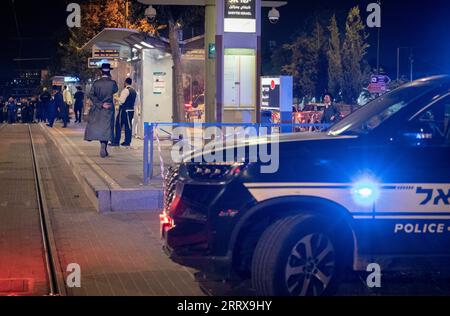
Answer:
40, 124, 163, 213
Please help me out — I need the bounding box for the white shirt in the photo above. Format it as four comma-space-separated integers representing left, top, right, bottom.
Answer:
63, 89, 73, 105
119, 85, 132, 105
118, 85, 140, 111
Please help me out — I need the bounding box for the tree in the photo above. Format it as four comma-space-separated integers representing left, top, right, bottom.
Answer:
313, 21, 328, 100
281, 21, 327, 101
58, 0, 159, 83
341, 6, 370, 104
327, 15, 343, 99
282, 34, 316, 100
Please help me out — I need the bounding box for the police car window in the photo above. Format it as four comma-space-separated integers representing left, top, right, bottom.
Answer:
328, 84, 434, 136
365, 101, 407, 130
408, 95, 450, 145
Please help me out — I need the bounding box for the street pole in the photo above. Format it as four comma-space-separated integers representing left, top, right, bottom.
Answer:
397, 47, 412, 82
376, 0, 381, 75
205, 0, 216, 123
376, 26, 381, 74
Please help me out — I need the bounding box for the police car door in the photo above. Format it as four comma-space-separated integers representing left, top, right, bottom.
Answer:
375, 94, 450, 256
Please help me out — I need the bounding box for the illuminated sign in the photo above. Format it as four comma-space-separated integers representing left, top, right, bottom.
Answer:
88, 58, 119, 69
92, 48, 120, 58
208, 43, 216, 59
261, 77, 280, 109
224, 0, 256, 33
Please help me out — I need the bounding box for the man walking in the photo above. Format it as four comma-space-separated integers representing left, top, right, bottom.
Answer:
47, 86, 66, 128
40, 87, 51, 122
113, 78, 137, 147
84, 63, 119, 158
73, 86, 84, 123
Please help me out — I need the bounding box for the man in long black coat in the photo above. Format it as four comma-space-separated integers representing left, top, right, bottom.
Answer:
84, 63, 118, 158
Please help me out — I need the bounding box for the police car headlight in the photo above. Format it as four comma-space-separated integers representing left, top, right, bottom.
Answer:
188, 163, 245, 180
352, 179, 380, 206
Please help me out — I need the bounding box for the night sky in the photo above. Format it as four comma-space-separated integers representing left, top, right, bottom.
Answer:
0, 0, 449, 81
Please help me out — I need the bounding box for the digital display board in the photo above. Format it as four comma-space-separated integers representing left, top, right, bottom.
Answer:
224, 0, 256, 33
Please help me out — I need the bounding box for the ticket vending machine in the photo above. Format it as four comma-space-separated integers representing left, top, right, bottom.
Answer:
261, 76, 293, 133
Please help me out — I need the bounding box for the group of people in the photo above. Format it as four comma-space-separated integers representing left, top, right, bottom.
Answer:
0, 85, 85, 126
43, 85, 86, 128
1, 63, 137, 159
0, 97, 37, 124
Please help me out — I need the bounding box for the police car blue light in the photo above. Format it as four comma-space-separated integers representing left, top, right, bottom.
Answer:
352, 180, 380, 206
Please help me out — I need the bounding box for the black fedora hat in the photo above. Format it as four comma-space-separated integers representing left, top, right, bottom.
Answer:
100, 63, 113, 71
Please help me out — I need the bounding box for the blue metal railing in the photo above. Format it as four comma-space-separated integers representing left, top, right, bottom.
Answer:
142, 122, 330, 184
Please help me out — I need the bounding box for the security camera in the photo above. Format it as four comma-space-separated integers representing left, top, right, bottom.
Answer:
145, 5, 157, 23
268, 7, 280, 24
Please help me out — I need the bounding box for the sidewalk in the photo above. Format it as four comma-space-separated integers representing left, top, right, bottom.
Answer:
41, 122, 168, 213
31, 125, 204, 296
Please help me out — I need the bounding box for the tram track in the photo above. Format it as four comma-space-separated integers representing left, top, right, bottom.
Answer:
27, 124, 66, 296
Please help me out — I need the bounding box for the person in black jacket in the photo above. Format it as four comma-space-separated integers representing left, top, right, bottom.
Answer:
73, 86, 84, 123
113, 78, 137, 146
321, 93, 341, 125
47, 86, 67, 128
40, 88, 51, 123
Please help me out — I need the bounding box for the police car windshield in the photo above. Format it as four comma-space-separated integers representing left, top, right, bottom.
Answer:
328, 82, 435, 136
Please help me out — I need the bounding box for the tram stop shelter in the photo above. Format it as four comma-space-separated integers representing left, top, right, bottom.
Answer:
82, 28, 205, 138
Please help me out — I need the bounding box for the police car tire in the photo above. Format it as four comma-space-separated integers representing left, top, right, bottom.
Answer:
251, 214, 344, 296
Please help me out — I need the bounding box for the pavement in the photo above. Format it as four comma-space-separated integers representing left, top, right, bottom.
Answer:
32, 123, 204, 296
41, 122, 170, 213
0, 123, 204, 296
0, 125, 49, 296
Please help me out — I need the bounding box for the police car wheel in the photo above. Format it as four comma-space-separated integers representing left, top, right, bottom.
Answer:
251, 214, 344, 296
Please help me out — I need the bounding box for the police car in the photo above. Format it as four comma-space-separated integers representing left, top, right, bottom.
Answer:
161, 76, 450, 296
